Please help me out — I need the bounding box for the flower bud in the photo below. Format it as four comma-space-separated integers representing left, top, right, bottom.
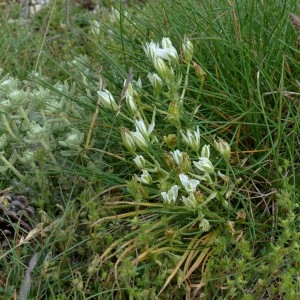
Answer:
120, 127, 136, 154
214, 138, 231, 160
148, 73, 163, 96
201, 145, 210, 159
153, 56, 173, 80
97, 89, 118, 111
133, 155, 146, 169
193, 62, 206, 83
125, 95, 138, 115
164, 152, 175, 169
164, 134, 177, 149
182, 36, 193, 62
131, 131, 148, 150
168, 101, 180, 124
181, 152, 191, 173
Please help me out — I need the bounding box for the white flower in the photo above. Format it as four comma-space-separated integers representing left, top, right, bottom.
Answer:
179, 173, 199, 193
135, 170, 152, 184
161, 185, 179, 204
161, 37, 179, 62
134, 118, 154, 143
143, 41, 160, 63
181, 126, 200, 152
97, 89, 118, 111
182, 193, 197, 209
170, 149, 184, 166
193, 157, 214, 173
133, 155, 146, 169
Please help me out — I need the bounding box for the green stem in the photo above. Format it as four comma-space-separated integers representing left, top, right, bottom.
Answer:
180, 62, 190, 103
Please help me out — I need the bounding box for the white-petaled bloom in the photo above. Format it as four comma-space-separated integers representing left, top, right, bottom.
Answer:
182, 36, 194, 62
181, 126, 200, 153
133, 155, 146, 170
193, 157, 214, 173
97, 89, 118, 111
161, 185, 179, 204
148, 73, 163, 95
143, 40, 175, 80
161, 37, 179, 62
131, 131, 148, 150
201, 145, 210, 159
170, 149, 184, 166
143, 41, 160, 63
135, 170, 152, 185
182, 193, 197, 209
214, 138, 231, 160
179, 173, 199, 193
134, 118, 155, 143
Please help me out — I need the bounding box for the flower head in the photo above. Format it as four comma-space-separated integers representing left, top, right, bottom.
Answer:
161, 185, 179, 204
182, 193, 197, 209
179, 173, 199, 193
134, 118, 154, 143
193, 157, 214, 173
161, 37, 179, 62
181, 126, 201, 153
135, 170, 152, 185
170, 149, 184, 166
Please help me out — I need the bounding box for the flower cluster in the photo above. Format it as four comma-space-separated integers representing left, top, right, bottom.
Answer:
113, 37, 233, 231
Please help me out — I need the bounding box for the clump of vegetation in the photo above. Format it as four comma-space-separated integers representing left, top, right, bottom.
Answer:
0, 0, 299, 299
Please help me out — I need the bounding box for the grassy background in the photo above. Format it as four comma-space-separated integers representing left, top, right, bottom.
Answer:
0, 0, 299, 299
